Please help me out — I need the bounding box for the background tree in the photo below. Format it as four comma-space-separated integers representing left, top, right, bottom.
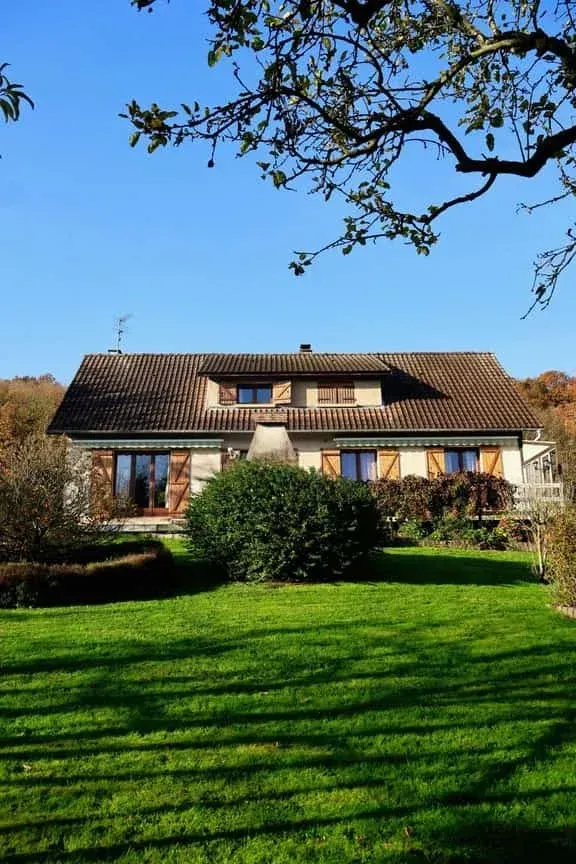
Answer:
0, 375, 65, 452
518, 370, 576, 501
127, 0, 576, 308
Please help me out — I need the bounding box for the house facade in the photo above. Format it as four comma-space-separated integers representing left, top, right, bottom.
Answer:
48, 348, 548, 517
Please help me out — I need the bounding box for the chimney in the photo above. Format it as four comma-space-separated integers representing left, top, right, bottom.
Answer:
299, 343, 313, 353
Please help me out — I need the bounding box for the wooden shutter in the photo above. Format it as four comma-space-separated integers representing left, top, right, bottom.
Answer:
427, 449, 445, 478
219, 382, 237, 405
321, 449, 341, 477
169, 450, 191, 513
481, 446, 504, 477
318, 382, 355, 404
273, 381, 292, 405
378, 449, 400, 480
91, 450, 114, 515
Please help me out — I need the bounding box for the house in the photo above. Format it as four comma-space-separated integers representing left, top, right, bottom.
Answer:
48, 347, 554, 518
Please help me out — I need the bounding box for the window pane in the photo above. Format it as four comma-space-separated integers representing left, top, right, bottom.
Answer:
256, 386, 272, 403
238, 387, 253, 404
154, 454, 169, 508
461, 449, 478, 472
341, 452, 357, 480
115, 454, 131, 497
444, 450, 460, 473
134, 454, 151, 508
359, 451, 377, 482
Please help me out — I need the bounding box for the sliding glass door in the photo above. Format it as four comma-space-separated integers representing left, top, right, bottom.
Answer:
114, 453, 169, 512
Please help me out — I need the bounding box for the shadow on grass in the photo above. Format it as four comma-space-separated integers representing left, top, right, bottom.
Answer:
352, 549, 535, 586
2, 553, 574, 863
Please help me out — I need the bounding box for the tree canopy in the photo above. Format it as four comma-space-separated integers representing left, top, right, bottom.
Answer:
126, 0, 576, 310
0, 376, 65, 452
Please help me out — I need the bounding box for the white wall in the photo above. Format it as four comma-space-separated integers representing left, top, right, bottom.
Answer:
293, 434, 334, 471
200, 436, 526, 484
501, 446, 524, 484
204, 378, 220, 407
522, 441, 555, 463
190, 448, 221, 494
355, 380, 383, 406
399, 448, 427, 478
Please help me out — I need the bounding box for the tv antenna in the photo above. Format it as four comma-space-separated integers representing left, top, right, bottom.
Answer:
109, 314, 133, 354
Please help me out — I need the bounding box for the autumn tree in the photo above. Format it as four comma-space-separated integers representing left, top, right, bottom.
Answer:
0, 375, 65, 451
127, 0, 576, 308
518, 371, 576, 501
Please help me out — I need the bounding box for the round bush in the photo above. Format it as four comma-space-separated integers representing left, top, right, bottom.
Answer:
185, 460, 381, 582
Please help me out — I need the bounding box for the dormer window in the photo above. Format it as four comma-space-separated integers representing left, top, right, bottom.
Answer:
238, 384, 273, 404
318, 381, 355, 405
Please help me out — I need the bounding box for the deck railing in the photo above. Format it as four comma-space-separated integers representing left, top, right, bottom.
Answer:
513, 482, 564, 511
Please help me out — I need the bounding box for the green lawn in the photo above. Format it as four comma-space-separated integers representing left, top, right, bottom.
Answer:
1, 544, 576, 863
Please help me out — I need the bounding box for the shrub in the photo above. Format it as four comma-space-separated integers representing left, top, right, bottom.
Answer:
425, 516, 509, 550
371, 472, 513, 527
397, 475, 441, 521
0, 436, 131, 563
547, 507, 576, 606
185, 460, 381, 582
498, 514, 530, 544
0, 542, 174, 608
397, 518, 429, 542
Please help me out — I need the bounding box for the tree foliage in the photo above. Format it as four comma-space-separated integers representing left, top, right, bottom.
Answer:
0, 375, 65, 452
518, 370, 576, 501
0, 62, 33, 124
127, 0, 576, 306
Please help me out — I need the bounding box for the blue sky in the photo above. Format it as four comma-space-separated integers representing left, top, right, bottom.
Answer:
1, 0, 574, 384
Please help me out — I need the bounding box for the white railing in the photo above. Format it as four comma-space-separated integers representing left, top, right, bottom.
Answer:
513, 482, 564, 512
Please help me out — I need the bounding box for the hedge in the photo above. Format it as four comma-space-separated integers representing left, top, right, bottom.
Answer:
0, 542, 174, 608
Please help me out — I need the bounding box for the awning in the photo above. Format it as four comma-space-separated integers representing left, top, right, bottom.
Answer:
71, 439, 224, 450
333, 435, 519, 449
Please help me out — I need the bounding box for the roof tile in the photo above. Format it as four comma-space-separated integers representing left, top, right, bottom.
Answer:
48, 352, 541, 435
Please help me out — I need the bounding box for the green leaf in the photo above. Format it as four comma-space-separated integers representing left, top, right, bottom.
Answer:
271, 170, 286, 188
485, 132, 495, 152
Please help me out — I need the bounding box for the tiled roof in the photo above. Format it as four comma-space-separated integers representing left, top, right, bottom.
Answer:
199, 353, 389, 376
48, 352, 542, 435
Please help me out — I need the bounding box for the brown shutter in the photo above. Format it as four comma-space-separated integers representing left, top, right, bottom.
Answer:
219, 382, 237, 405
340, 382, 355, 404
169, 450, 191, 513
378, 449, 400, 480
321, 449, 341, 477
273, 381, 292, 405
427, 449, 445, 478
318, 382, 355, 404
91, 450, 114, 515
481, 446, 504, 477
318, 383, 333, 404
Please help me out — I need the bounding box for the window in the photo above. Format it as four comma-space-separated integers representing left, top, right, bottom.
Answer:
341, 450, 377, 481
237, 384, 273, 404
318, 381, 355, 404
114, 453, 169, 510
444, 448, 478, 473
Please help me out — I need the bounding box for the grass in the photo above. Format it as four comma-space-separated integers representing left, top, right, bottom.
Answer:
1, 542, 575, 863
